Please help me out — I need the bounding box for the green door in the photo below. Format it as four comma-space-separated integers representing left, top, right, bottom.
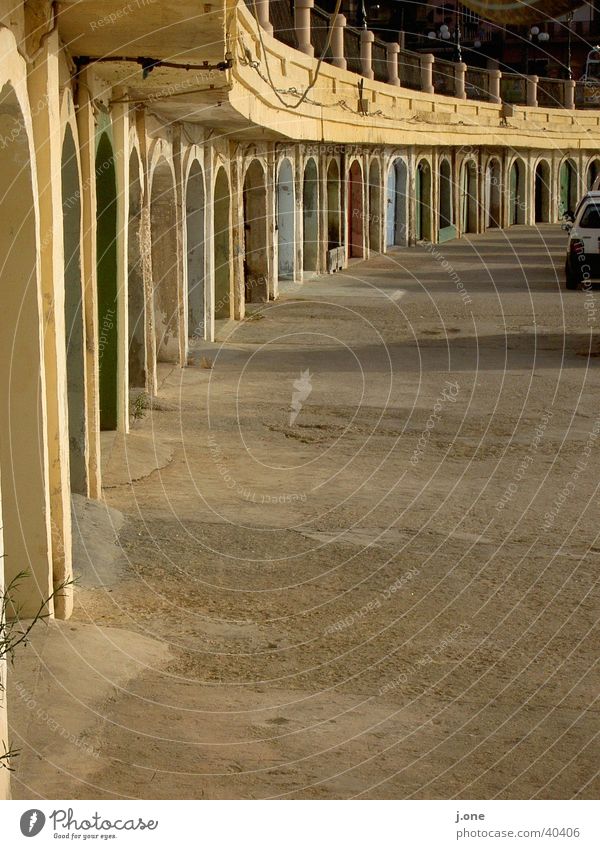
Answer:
559, 162, 569, 218
509, 163, 518, 225
416, 165, 422, 241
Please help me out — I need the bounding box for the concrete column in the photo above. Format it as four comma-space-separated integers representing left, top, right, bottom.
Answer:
28, 31, 73, 619
421, 53, 434, 94
230, 149, 245, 320
171, 126, 186, 368
386, 42, 400, 86
331, 13, 347, 70
527, 74, 538, 107
564, 79, 575, 109
455, 62, 467, 99
360, 29, 374, 80
295, 152, 304, 282
111, 92, 130, 433
255, 0, 273, 35
134, 109, 158, 396
295, 0, 314, 58
266, 146, 277, 300
489, 68, 501, 104
75, 70, 102, 499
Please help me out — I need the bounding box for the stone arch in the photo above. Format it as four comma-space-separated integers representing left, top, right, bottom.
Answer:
214, 166, 231, 319
460, 159, 478, 234
416, 158, 432, 241
0, 82, 53, 612
485, 158, 502, 228
386, 157, 408, 247
534, 159, 551, 223
558, 158, 578, 218
326, 158, 341, 249
438, 157, 455, 242
96, 132, 119, 430
128, 149, 146, 395
347, 158, 364, 258
303, 157, 319, 272
368, 159, 382, 253
508, 157, 526, 225
243, 158, 268, 303
277, 157, 295, 280
62, 123, 87, 494
150, 157, 180, 363
587, 157, 600, 190
186, 159, 206, 337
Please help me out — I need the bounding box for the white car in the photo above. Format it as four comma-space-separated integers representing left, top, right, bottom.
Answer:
563, 191, 600, 290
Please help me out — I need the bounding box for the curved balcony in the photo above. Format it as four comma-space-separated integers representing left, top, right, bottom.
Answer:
231, 0, 600, 150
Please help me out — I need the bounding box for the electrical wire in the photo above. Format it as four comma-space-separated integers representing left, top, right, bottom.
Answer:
247, 0, 343, 109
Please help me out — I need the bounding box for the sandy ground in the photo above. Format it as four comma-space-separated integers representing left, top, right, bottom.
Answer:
9, 224, 600, 799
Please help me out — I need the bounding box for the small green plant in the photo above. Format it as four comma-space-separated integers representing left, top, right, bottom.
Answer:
131, 391, 150, 422
0, 571, 74, 771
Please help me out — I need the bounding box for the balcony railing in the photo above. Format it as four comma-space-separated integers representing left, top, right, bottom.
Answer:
433, 57, 456, 97
500, 73, 527, 105
398, 48, 422, 91
537, 77, 566, 109
465, 67, 491, 101
244, 0, 588, 110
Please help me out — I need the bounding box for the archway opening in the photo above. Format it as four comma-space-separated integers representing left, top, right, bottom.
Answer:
214, 167, 231, 319
186, 160, 205, 337
62, 125, 86, 494
277, 158, 295, 281
461, 160, 478, 234
535, 161, 551, 223
303, 158, 319, 272
587, 158, 600, 190
347, 159, 364, 258
559, 159, 578, 218
128, 151, 146, 398
0, 83, 52, 608
386, 158, 408, 247
243, 159, 268, 303
151, 158, 180, 363
368, 159, 381, 253
326, 159, 341, 249
96, 132, 118, 430
416, 159, 432, 241
509, 159, 526, 225
485, 159, 502, 228
438, 158, 455, 242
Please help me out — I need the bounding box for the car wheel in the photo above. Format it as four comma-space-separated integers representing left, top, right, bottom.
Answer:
565, 265, 579, 290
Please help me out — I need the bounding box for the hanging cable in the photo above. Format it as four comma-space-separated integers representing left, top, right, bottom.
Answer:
247, 0, 343, 109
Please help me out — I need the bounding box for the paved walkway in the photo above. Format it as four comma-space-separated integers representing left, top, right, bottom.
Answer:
10, 225, 600, 799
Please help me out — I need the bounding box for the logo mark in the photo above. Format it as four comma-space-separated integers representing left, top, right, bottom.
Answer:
289, 369, 313, 426
20, 810, 46, 837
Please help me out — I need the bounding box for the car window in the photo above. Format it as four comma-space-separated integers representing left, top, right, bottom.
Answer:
578, 204, 600, 228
